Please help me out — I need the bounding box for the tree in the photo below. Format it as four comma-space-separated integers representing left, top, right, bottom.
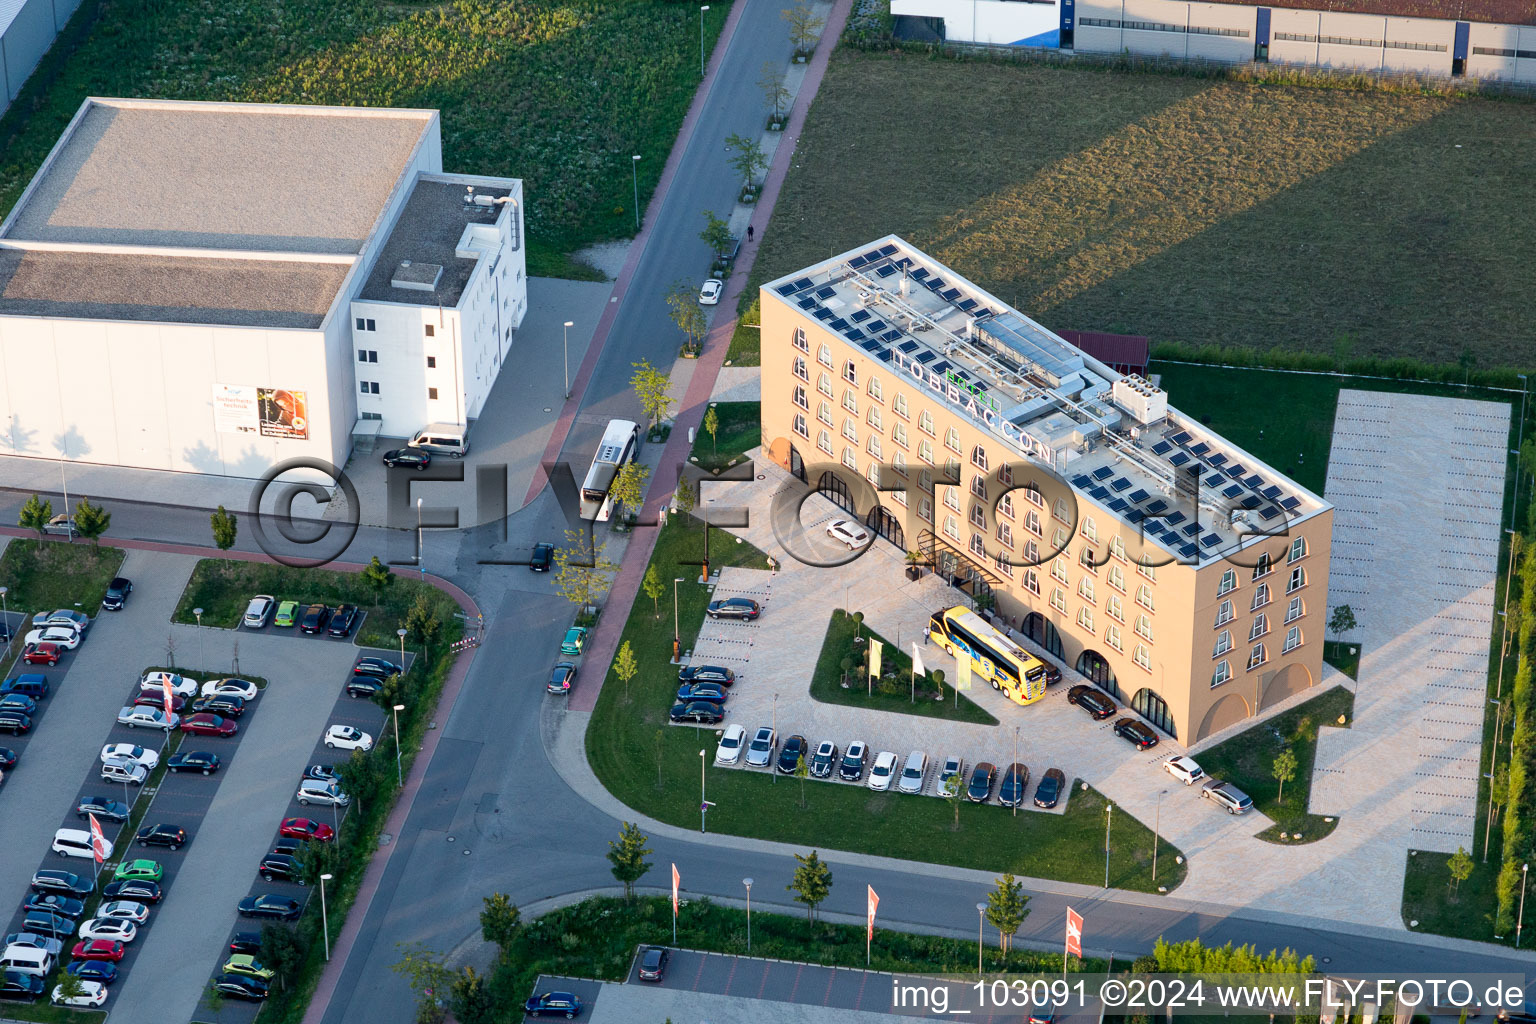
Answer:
362, 554, 392, 590
614, 639, 639, 700
54, 967, 85, 1002
553, 528, 619, 615
674, 473, 697, 517
1327, 604, 1357, 642
404, 593, 443, 659
451, 965, 495, 1024
18, 494, 50, 547
852, 610, 864, 640
759, 60, 790, 121
260, 924, 308, 993
1493, 763, 1511, 824
391, 943, 454, 1024
299, 834, 342, 887
782, 0, 825, 54
480, 893, 522, 953
1447, 846, 1474, 895
787, 849, 832, 920
793, 753, 810, 809
1458, 345, 1476, 385
1272, 747, 1298, 804
945, 773, 965, 829
71, 496, 109, 544
985, 872, 1031, 953
607, 821, 653, 900
655, 729, 666, 790
337, 748, 386, 819
210, 505, 238, 550
703, 405, 719, 456
371, 672, 407, 715
610, 460, 650, 522
699, 210, 734, 257
665, 283, 708, 354
642, 564, 666, 618
632, 359, 677, 430
726, 133, 767, 186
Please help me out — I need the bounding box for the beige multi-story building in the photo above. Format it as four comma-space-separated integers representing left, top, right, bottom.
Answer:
761, 237, 1333, 743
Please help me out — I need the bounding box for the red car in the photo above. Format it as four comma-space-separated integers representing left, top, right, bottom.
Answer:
180, 713, 237, 737
22, 643, 61, 666
280, 817, 334, 842
72, 939, 125, 962
133, 692, 187, 713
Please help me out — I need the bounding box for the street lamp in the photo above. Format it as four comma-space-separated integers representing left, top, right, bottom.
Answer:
630, 155, 642, 230
673, 577, 685, 663
397, 628, 407, 667
771, 693, 778, 784
0, 586, 8, 644
699, 5, 711, 77
1104, 803, 1113, 889
1012, 725, 1019, 818
1520, 863, 1530, 948
1153, 790, 1167, 882
562, 320, 574, 399
743, 878, 754, 952
193, 607, 204, 667
699, 749, 707, 833
392, 703, 406, 788
319, 873, 334, 960
416, 498, 424, 577
976, 902, 987, 975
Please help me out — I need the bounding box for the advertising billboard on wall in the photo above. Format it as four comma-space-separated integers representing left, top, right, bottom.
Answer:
212, 384, 259, 434
212, 385, 309, 440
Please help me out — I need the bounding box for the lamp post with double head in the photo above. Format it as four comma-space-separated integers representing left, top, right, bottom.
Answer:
397, 627, 407, 668
562, 321, 574, 399
699, 6, 711, 76
193, 608, 204, 667
393, 703, 406, 788
743, 878, 754, 952
976, 902, 987, 975
320, 872, 334, 960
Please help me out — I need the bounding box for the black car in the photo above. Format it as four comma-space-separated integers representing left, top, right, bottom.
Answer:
353, 657, 401, 679
0, 970, 44, 1001
0, 747, 16, 770
229, 932, 263, 955
1033, 767, 1066, 809
167, 750, 220, 775
238, 894, 302, 920
76, 796, 131, 822
298, 603, 331, 634
998, 763, 1031, 807
668, 701, 724, 725
809, 741, 838, 778
676, 682, 727, 705
192, 693, 246, 718
65, 960, 118, 985
706, 597, 761, 620
838, 743, 867, 781
1041, 661, 1063, 686
23, 910, 73, 937
530, 543, 554, 572
327, 605, 359, 638
346, 677, 383, 699
136, 823, 188, 850
677, 664, 735, 687
22, 893, 84, 919
966, 762, 998, 803
0, 710, 31, 735
271, 837, 303, 857
30, 870, 93, 897
1113, 717, 1160, 750
776, 734, 808, 774
101, 879, 161, 904
381, 448, 431, 471
215, 973, 270, 1001
1068, 684, 1117, 720
637, 946, 669, 982
304, 764, 339, 784
259, 853, 304, 883
102, 577, 134, 611
547, 662, 577, 695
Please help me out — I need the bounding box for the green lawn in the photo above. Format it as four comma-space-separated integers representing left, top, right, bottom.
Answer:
1196, 686, 1354, 844
748, 49, 1536, 368
1401, 847, 1503, 941
1322, 640, 1360, 681
0, 540, 124, 616
693, 401, 761, 473
810, 608, 997, 725
588, 517, 1185, 892
0, 1003, 105, 1024
0, 0, 731, 278
172, 559, 460, 650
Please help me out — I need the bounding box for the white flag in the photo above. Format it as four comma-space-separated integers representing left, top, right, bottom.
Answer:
955, 653, 972, 692
911, 643, 925, 679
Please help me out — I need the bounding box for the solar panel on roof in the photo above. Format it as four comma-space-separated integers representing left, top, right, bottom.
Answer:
1111, 477, 1131, 492
928, 277, 946, 290
1129, 488, 1150, 503
1169, 453, 1190, 467
776, 283, 796, 296
1180, 543, 1198, 559
1207, 453, 1228, 467
957, 298, 977, 311
844, 328, 865, 342
899, 340, 919, 353
878, 348, 893, 362
1226, 464, 1246, 478
1169, 431, 1192, 444
876, 265, 898, 278
1190, 442, 1211, 456
1243, 475, 1262, 488
911, 267, 929, 280
1072, 474, 1092, 487
1108, 498, 1129, 513
792, 278, 813, 291
976, 308, 996, 319
861, 249, 883, 263
878, 243, 898, 256
865, 320, 885, 332
931, 362, 950, 376
797, 297, 816, 310
1280, 497, 1301, 511
1127, 510, 1145, 524
882, 330, 901, 343
915, 351, 935, 364
1201, 534, 1221, 548
848, 256, 868, 270
815, 286, 835, 299
895, 257, 913, 268
1091, 466, 1114, 480
859, 338, 881, 353
1145, 499, 1168, 514
851, 309, 871, 324
1241, 496, 1260, 510
1260, 505, 1283, 521
828, 318, 849, 330
1143, 521, 1163, 536
1183, 523, 1202, 537
1164, 511, 1186, 526
1090, 486, 1110, 500
941, 288, 962, 302
813, 308, 833, 321
1151, 441, 1173, 455
1222, 484, 1243, 499
1261, 485, 1283, 499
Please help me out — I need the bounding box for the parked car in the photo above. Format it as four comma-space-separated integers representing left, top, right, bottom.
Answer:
0, 710, 31, 734
809, 740, 838, 778
52, 979, 107, 1007
525, 991, 583, 1018
22, 894, 83, 919
745, 727, 776, 767
838, 741, 868, 781
273, 601, 300, 628
637, 946, 669, 981
167, 750, 221, 775
327, 605, 359, 637
0, 747, 15, 770
1067, 684, 1117, 720
4, 932, 62, 958
1201, 779, 1253, 814
99, 880, 160, 904
1033, 768, 1066, 808
30, 871, 93, 897
42, 514, 78, 538
23, 911, 74, 938
1164, 756, 1205, 786
776, 735, 808, 774
715, 724, 747, 765
998, 763, 1031, 807
934, 755, 965, 797
668, 702, 724, 725
223, 954, 276, 981
132, 691, 186, 714
22, 643, 61, 666
94, 901, 148, 925
100, 743, 161, 769
101, 578, 133, 611
0, 675, 48, 699
52, 828, 111, 861
304, 764, 340, 784
898, 750, 929, 794
24, 627, 80, 650
560, 627, 588, 656
181, 713, 237, 737
100, 760, 147, 786
677, 665, 735, 687
324, 725, 372, 750
259, 854, 304, 883
32, 610, 88, 632
117, 706, 178, 730
228, 933, 262, 955
135, 824, 187, 850
1112, 717, 1160, 750
298, 604, 331, 633
706, 597, 760, 620
824, 518, 872, 549
382, 448, 431, 470
214, 973, 270, 1001
70, 940, 124, 963
77, 919, 136, 944
202, 678, 259, 701
547, 662, 577, 695
0, 693, 35, 716
966, 762, 997, 803
279, 818, 334, 842
676, 681, 727, 705
530, 543, 554, 572
243, 596, 275, 628
140, 672, 198, 698
353, 657, 401, 679
112, 859, 162, 883
347, 677, 384, 699
867, 751, 900, 791
64, 961, 118, 986
1, 971, 45, 1001
191, 693, 246, 718
298, 780, 350, 807
237, 895, 301, 921
698, 278, 723, 305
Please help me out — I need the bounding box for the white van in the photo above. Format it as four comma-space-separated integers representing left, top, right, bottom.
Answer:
1, 944, 56, 976
407, 423, 469, 458
53, 828, 111, 861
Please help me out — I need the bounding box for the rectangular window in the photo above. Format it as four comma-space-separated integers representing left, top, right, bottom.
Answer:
1136, 585, 1155, 612
1079, 576, 1095, 603
1050, 588, 1067, 613
1215, 599, 1234, 627
793, 414, 809, 438
893, 422, 909, 449
1288, 567, 1307, 594
355, 317, 365, 331
1218, 569, 1237, 596
359, 381, 380, 395
1106, 594, 1123, 622
843, 390, 858, 414
919, 411, 935, 436
1213, 630, 1232, 657
428, 387, 439, 400
894, 393, 909, 419
1106, 624, 1122, 652
868, 376, 883, 401
1285, 597, 1303, 623
1284, 626, 1302, 653
918, 440, 934, 465
944, 427, 962, 454
427, 356, 436, 368
357, 349, 378, 363
1289, 537, 1307, 563
425, 324, 435, 337
867, 406, 882, 432
1212, 660, 1232, 687
1135, 614, 1154, 643
1134, 644, 1152, 671
1078, 606, 1095, 631
793, 386, 809, 410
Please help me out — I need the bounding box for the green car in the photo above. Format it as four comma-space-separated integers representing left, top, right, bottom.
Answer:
113, 858, 163, 882
223, 954, 276, 981
274, 601, 300, 628
560, 626, 587, 656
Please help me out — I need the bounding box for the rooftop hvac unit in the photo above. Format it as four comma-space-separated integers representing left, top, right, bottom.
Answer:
1111, 375, 1167, 425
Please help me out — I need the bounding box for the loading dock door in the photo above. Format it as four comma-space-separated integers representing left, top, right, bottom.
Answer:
1254, 7, 1271, 61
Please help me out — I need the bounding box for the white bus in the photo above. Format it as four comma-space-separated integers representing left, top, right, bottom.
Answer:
579, 419, 641, 521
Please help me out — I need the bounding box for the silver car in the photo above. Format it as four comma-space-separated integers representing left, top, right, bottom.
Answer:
297, 779, 350, 807
745, 727, 776, 767
934, 755, 965, 796
898, 750, 928, 794
1201, 779, 1253, 814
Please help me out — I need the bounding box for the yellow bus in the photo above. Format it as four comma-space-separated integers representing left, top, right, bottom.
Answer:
927, 606, 1051, 706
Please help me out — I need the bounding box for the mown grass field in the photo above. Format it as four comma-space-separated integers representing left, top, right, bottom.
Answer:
0, 0, 729, 278
0, 539, 124, 615
750, 51, 1536, 368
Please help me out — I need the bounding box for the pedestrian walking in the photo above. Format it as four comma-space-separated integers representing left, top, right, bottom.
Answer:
747, 224, 755, 242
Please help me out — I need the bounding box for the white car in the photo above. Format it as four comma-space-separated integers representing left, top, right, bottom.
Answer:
53, 980, 107, 1008
78, 917, 137, 943
100, 743, 159, 770
715, 723, 747, 765
934, 755, 965, 796
243, 595, 275, 629
42, 513, 78, 538
824, 518, 872, 550
101, 759, 148, 786
53, 828, 111, 861
140, 672, 198, 698
325, 725, 373, 751
698, 278, 723, 305
298, 779, 350, 807
32, 609, 89, 632
1164, 755, 1205, 786
745, 727, 776, 768
24, 626, 81, 649
898, 750, 929, 794
6, 932, 63, 957
867, 750, 899, 791
96, 900, 149, 924
117, 706, 179, 731
202, 678, 259, 701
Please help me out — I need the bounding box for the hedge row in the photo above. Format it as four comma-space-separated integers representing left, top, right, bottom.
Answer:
1149, 341, 1529, 390
1497, 541, 1536, 931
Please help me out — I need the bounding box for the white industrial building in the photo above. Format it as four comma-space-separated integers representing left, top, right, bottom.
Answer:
0, 97, 527, 478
